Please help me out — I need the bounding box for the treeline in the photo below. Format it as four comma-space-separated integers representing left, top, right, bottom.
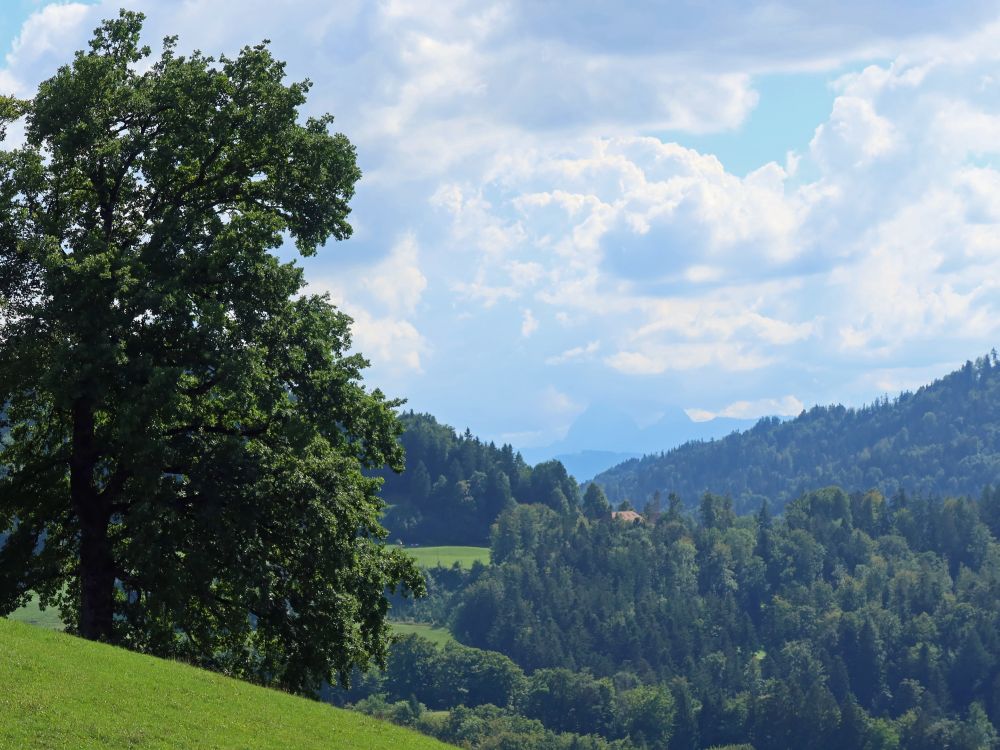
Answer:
335, 634, 676, 749
435, 485, 1000, 749
595, 353, 1000, 514
379, 412, 577, 544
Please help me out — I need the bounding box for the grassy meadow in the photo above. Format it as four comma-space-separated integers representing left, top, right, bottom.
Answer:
0, 618, 456, 750
8, 593, 63, 630
390, 621, 456, 647
406, 545, 489, 569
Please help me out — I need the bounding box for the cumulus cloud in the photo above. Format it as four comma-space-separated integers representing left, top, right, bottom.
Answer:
343, 304, 428, 374
307, 238, 430, 376
810, 94, 899, 169
7, 0, 1000, 445
361, 234, 427, 316
431, 36, 1000, 383
1, 3, 95, 96
546, 340, 600, 365
685, 395, 805, 422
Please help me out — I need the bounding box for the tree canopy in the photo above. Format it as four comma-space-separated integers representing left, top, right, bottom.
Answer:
595, 353, 1000, 514
0, 10, 421, 694
379, 412, 579, 544
435, 485, 1000, 748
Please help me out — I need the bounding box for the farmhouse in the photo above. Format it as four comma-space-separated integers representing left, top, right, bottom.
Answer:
611, 510, 644, 523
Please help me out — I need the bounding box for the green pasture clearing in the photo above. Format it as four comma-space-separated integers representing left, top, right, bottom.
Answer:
0, 618, 457, 750
406, 546, 489, 569
8, 593, 64, 630
391, 621, 456, 647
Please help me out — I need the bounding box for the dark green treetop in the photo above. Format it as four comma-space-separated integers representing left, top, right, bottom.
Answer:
0, 10, 422, 694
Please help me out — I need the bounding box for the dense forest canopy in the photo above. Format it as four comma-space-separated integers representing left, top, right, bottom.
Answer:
595, 353, 1000, 514
379, 412, 578, 544
358, 484, 1000, 749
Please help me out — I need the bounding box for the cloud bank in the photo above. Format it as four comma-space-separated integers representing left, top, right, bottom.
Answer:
4, 1, 1000, 447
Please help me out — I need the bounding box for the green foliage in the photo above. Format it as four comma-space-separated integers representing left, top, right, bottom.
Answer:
352, 694, 426, 727
0, 11, 421, 693
618, 683, 676, 748
446, 484, 1000, 749
380, 634, 527, 711
596, 353, 1000, 514
417, 704, 632, 750
336, 633, 690, 749
0, 618, 457, 749
520, 668, 616, 737
583, 483, 612, 520
387, 556, 486, 626
380, 413, 578, 544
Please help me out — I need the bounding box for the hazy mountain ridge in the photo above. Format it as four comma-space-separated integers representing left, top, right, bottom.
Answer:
524, 405, 756, 480
593, 353, 1000, 513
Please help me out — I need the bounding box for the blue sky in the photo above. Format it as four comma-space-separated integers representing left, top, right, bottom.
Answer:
4, 1, 1000, 457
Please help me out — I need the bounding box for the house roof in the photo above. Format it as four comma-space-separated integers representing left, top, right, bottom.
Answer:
611, 510, 644, 523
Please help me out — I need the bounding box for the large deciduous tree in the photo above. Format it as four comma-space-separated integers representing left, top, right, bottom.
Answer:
0, 11, 422, 694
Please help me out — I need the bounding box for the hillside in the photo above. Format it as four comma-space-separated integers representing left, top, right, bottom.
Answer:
594, 353, 1000, 513
523, 404, 754, 480
442, 485, 1000, 748
0, 618, 455, 750
380, 412, 578, 544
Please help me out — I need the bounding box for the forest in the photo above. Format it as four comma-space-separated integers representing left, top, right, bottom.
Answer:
321, 356, 1000, 748
381, 355, 1000, 550
344, 483, 1000, 749
595, 353, 1000, 515
379, 411, 578, 545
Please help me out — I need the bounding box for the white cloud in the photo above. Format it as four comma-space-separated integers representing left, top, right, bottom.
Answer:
929, 99, 1000, 158
810, 95, 898, 169
342, 303, 428, 374
1, 3, 95, 96
605, 343, 772, 375
431, 183, 525, 258
684, 265, 723, 283
520, 308, 538, 337
451, 275, 518, 307
308, 237, 429, 375
541, 385, 583, 417
302, 273, 430, 374
430, 35, 1000, 384
546, 340, 600, 365
361, 234, 427, 316
7, 1, 1000, 445
685, 395, 804, 422
630, 296, 815, 346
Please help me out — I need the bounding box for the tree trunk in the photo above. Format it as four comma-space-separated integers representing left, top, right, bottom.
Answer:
71, 397, 115, 642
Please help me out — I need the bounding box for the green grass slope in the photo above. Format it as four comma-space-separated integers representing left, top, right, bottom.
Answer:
406, 545, 489, 569
8, 593, 63, 630
0, 619, 456, 750
390, 621, 456, 647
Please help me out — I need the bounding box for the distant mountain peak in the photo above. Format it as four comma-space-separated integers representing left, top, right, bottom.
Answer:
593, 354, 1000, 514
